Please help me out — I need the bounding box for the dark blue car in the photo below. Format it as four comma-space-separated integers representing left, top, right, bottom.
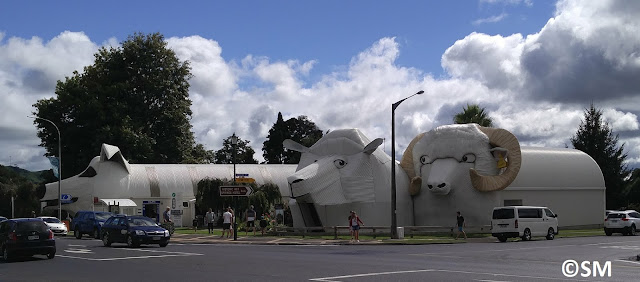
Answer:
101, 215, 170, 247
73, 211, 114, 239
1, 218, 56, 261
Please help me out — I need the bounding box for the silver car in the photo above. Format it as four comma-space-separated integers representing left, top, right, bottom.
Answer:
38, 217, 68, 236
604, 210, 639, 236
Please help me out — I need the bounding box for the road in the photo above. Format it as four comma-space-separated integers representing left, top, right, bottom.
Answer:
1, 235, 639, 281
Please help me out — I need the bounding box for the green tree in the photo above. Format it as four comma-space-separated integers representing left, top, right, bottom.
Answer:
33, 32, 207, 178
624, 168, 640, 209
214, 135, 258, 164
570, 104, 628, 209
453, 104, 493, 127
262, 113, 323, 164
0, 165, 40, 218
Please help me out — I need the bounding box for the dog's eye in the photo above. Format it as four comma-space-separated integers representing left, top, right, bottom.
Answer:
420, 155, 432, 164
334, 159, 347, 168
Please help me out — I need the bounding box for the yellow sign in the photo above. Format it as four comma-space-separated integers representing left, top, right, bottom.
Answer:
235, 178, 255, 183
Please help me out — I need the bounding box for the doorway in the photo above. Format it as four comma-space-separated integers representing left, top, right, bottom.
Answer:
143, 203, 159, 222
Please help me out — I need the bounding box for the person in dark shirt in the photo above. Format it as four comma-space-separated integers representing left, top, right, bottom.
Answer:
456, 211, 467, 240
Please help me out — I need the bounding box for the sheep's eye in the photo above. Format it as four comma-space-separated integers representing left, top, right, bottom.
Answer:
461, 153, 476, 163
334, 159, 347, 168
419, 155, 431, 164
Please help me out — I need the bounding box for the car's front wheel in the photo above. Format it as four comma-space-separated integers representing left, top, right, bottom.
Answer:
546, 228, 555, 240
102, 232, 112, 247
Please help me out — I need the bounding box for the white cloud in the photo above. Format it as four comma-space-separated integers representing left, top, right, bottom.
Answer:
472, 13, 509, 25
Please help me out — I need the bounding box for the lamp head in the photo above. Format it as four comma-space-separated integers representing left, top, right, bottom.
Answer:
416, 90, 424, 95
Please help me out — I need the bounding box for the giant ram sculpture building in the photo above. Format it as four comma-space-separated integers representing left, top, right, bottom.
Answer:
400, 123, 605, 227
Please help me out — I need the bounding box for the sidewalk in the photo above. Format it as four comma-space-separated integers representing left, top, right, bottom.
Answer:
169, 232, 497, 245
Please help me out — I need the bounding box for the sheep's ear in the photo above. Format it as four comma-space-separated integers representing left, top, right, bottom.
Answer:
363, 138, 383, 155
283, 139, 310, 153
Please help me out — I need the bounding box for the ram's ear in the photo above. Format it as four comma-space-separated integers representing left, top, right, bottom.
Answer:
363, 138, 383, 155
283, 139, 310, 153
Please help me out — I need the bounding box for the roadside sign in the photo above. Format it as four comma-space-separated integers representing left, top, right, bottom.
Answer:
60, 194, 73, 204
220, 186, 254, 197
235, 177, 255, 183
235, 173, 249, 177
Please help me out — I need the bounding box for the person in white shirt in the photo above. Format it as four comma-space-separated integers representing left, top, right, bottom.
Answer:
221, 208, 233, 238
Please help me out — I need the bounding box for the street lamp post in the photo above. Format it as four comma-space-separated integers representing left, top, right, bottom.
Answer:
29, 116, 62, 221
390, 90, 424, 239
231, 133, 238, 241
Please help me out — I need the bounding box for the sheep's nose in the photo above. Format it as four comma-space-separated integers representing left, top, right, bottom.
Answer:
427, 184, 433, 189
437, 183, 446, 188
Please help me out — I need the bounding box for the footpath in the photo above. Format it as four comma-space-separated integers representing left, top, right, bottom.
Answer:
169, 232, 497, 245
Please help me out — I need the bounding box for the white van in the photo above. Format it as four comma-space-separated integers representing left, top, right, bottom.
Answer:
491, 206, 558, 242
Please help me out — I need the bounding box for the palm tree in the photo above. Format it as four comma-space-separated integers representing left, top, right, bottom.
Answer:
453, 104, 493, 127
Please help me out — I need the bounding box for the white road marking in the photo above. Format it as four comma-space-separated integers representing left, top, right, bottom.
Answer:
268, 238, 285, 243
64, 248, 93, 254
411, 240, 639, 256
67, 244, 87, 247
475, 280, 511, 282
309, 269, 595, 282
57, 248, 203, 261
615, 259, 640, 265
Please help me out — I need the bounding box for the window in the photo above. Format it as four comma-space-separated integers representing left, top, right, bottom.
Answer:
104, 218, 115, 225
95, 213, 112, 221
17, 221, 48, 232
504, 199, 523, 206
607, 213, 625, 219
544, 209, 555, 217
518, 208, 542, 218
493, 208, 515, 219
42, 217, 61, 224
629, 212, 640, 218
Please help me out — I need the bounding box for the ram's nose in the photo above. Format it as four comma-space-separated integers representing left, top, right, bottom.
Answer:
287, 175, 305, 185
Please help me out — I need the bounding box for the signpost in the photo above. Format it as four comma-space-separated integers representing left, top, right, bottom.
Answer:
60, 194, 73, 204
234, 178, 255, 184
219, 186, 254, 197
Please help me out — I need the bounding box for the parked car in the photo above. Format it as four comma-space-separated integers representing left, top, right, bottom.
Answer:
101, 215, 170, 248
0, 216, 7, 222
0, 218, 56, 261
491, 206, 559, 242
72, 211, 114, 239
604, 210, 639, 236
38, 216, 68, 236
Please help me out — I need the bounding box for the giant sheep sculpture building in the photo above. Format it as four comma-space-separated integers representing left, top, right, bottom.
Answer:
284, 129, 413, 228
400, 123, 605, 227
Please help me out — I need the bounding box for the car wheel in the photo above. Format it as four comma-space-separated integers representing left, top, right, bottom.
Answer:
93, 228, 100, 239
47, 250, 56, 259
522, 228, 532, 241
159, 242, 168, 247
630, 225, 637, 236
497, 236, 507, 242
546, 228, 555, 240
126, 235, 139, 247
75, 228, 82, 239
2, 246, 10, 262
604, 228, 612, 236
102, 232, 112, 247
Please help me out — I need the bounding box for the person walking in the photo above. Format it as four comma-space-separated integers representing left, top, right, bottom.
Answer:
348, 213, 354, 241
245, 205, 257, 236
205, 208, 215, 234
349, 211, 364, 242
456, 211, 467, 239
163, 207, 171, 223
259, 213, 268, 235
221, 207, 233, 238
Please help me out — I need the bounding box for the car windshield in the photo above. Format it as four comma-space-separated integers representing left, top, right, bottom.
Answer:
96, 213, 113, 221
42, 218, 61, 223
607, 213, 625, 219
128, 217, 157, 227
16, 221, 48, 232
493, 208, 515, 219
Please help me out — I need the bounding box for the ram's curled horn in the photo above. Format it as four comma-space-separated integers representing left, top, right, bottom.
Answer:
470, 126, 522, 192
399, 132, 426, 196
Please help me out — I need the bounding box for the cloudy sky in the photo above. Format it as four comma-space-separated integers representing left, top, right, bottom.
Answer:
1, 0, 640, 172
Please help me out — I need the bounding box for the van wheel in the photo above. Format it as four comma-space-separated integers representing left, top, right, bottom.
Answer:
604, 228, 612, 236
546, 228, 555, 240
497, 236, 507, 242
75, 228, 82, 239
522, 228, 532, 241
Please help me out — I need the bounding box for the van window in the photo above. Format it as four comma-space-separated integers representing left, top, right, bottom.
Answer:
493, 208, 515, 219
544, 209, 555, 217
518, 208, 542, 218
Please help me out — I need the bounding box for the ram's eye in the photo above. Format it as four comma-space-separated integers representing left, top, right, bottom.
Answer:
334, 159, 347, 168
419, 155, 432, 164
461, 153, 476, 163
